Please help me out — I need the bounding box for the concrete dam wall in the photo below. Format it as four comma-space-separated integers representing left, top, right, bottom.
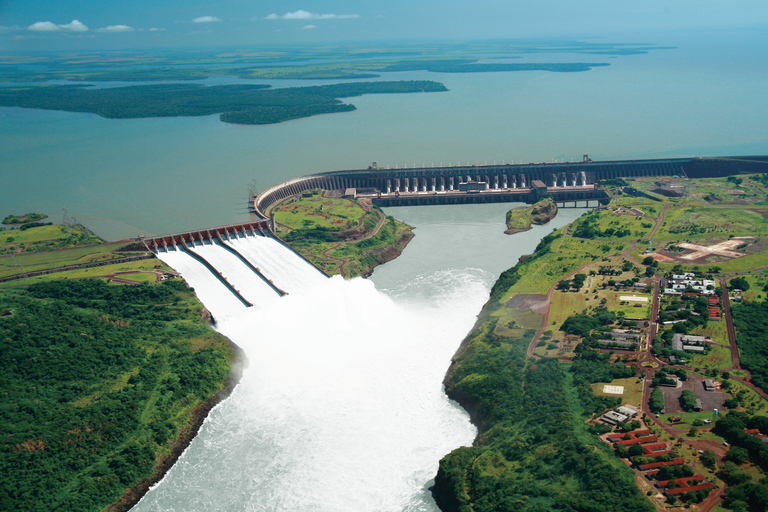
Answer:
250, 155, 768, 218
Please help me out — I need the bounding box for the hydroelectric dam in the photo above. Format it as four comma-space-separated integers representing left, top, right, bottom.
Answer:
145, 155, 767, 309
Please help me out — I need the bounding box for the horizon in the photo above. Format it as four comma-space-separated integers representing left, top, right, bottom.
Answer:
1, 0, 766, 52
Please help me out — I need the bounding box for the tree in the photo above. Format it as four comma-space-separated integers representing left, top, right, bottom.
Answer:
700, 449, 717, 469
680, 390, 697, 412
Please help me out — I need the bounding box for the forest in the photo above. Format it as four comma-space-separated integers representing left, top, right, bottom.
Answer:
0, 80, 447, 125
0, 279, 237, 511
731, 300, 768, 391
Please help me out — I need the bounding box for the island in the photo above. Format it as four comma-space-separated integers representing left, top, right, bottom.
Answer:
504, 197, 558, 234
0, 81, 448, 125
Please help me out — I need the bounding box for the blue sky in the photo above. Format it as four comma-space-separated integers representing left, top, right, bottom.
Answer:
0, 0, 766, 51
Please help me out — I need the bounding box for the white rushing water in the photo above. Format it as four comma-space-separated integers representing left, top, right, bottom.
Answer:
140, 204, 586, 511
147, 226, 483, 511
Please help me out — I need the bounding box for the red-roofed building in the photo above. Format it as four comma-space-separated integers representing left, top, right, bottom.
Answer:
637, 458, 686, 470
663, 483, 714, 496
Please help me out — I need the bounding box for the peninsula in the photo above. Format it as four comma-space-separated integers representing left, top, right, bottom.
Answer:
433, 171, 768, 512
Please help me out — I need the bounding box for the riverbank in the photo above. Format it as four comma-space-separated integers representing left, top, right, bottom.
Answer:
0, 221, 244, 512
107, 339, 247, 512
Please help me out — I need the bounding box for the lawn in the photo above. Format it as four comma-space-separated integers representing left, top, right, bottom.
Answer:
570, 207, 654, 241
686, 345, 733, 371
500, 234, 628, 298
0, 258, 168, 288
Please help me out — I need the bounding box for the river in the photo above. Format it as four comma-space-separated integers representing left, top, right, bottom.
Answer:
134, 203, 587, 511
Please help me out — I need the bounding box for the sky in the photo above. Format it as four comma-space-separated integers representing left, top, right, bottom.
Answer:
0, 0, 766, 51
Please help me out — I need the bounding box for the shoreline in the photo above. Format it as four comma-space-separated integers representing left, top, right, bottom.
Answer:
106, 335, 248, 512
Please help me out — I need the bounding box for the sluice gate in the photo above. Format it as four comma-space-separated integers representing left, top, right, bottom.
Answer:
145, 220, 324, 307
143, 221, 273, 253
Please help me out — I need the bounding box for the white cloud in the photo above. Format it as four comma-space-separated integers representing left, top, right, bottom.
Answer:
148, 27, 163, 31
28, 19, 89, 32
97, 25, 134, 32
28, 21, 60, 32
302, 24, 318, 30
60, 20, 88, 32
266, 10, 360, 20
192, 16, 221, 23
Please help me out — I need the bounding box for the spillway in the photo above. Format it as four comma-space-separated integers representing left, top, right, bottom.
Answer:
157, 246, 247, 314
226, 233, 327, 294
189, 240, 282, 305
155, 232, 329, 319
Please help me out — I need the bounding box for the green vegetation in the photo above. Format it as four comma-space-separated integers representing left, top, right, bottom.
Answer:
0, 279, 238, 512
433, 232, 652, 511
731, 300, 768, 391
0, 223, 104, 257
2, 213, 48, 225
713, 412, 768, 512
0, 81, 448, 125
0, 41, 670, 84
571, 208, 651, 240
271, 191, 413, 278
504, 198, 557, 234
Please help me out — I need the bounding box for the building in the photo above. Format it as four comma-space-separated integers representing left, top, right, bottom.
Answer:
617, 405, 639, 418
601, 411, 629, 425
703, 380, 716, 392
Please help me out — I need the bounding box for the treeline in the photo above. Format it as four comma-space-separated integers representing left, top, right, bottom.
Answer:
434, 240, 652, 512
378, 59, 609, 74
731, 300, 768, 391
0, 279, 236, 511
0, 81, 447, 125
713, 412, 768, 511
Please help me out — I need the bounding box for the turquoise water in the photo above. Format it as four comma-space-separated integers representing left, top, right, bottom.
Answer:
1, 30, 766, 240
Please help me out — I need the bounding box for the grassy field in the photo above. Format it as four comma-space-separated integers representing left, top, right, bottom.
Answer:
654, 206, 767, 240
570, 206, 655, 241
272, 191, 364, 231
0, 240, 151, 279
0, 223, 104, 254
499, 235, 628, 298
686, 345, 733, 370
590, 377, 644, 408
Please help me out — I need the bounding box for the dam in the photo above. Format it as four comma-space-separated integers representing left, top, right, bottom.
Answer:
250, 155, 768, 217
144, 155, 768, 309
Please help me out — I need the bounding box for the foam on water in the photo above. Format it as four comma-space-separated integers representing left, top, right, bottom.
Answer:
132, 267, 481, 511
